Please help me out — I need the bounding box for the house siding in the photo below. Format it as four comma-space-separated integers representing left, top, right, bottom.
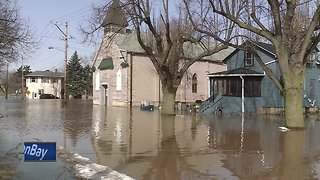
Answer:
305, 65, 320, 107
208, 48, 320, 114
221, 50, 283, 113
26, 76, 63, 99
93, 33, 228, 107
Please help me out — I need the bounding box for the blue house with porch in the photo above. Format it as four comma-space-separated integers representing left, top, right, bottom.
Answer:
200, 42, 320, 114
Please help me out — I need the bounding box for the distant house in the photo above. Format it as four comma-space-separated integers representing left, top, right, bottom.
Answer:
200, 42, 320, 114
25, 70, 64, 99
92, 0, 233, 107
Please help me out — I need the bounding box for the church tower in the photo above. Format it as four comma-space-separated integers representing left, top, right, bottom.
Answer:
102, 0, 128, 34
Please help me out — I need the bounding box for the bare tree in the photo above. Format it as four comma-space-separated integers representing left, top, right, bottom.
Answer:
123, 0, 234, 114
0, 0, 35, 65
186, 0, 320, 128
82, 0, 234, 114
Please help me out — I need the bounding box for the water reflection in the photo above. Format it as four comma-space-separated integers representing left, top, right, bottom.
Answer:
2, 99, 320, 179
91, 109, 320, 179
63, 100, 93, 146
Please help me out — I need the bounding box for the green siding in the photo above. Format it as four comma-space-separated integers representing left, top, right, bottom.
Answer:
210, 49, 320, 114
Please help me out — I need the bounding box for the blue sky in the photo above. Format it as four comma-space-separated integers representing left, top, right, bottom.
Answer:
16, 0, 105, 71
16, 0, 179, 72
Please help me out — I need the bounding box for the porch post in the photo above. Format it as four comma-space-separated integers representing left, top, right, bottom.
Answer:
240, 76, 244, 113
207, 77, 210, 97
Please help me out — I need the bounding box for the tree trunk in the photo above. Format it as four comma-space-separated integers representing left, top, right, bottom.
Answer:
281, 130, 304, 179
282, 80, 304, 129
161, 86, 177, 115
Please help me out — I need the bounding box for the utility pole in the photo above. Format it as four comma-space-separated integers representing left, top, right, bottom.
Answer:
55, 22, 68, 100
21, 62, 25, 100
5, 63, 8, 99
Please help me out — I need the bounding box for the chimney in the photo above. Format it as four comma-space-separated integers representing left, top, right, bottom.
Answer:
55, 69, 57, 73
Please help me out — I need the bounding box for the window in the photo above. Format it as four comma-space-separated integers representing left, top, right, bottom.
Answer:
216, 77, 261, 97
116, 69, 122, 91
38, 89, 44, 95
192, 74, 197, 93
309, 53, 316, 62
244, 78, 261, 97
244, 51, 254, 67
216, 79, 224, 95
31, 77, 36, 83
120, 50, 127, 62
95, 72, 100, 90
52, 78, 57, 83
41, 77, 49, 83
224, 78, 241, 96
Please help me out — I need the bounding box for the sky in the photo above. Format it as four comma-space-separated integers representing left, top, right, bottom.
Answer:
15, 0, 106, 72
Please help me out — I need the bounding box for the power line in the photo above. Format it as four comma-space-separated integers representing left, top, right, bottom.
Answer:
36, 0, 106, 45
41, 60, 65, 70
51, 0, 106, 22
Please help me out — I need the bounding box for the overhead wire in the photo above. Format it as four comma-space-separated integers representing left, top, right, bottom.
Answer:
27, 0, 107, 71
51, 0, 106, 22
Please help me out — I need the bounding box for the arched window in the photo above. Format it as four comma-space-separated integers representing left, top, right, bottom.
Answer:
95, 72, 100, 90
192, 73, 197, 93
116, 69, 122, 91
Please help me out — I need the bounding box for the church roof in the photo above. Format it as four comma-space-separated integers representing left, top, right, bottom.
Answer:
111, 32, 234, 63
102, 0, 128, 28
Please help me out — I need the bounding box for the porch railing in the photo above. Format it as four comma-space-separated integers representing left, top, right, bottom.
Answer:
199, 93, 223, 114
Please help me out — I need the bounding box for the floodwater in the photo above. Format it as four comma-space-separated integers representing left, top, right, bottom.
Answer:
2, 99, 320, 179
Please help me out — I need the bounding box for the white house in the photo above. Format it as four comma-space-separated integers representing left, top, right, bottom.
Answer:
25, 70, 64, 99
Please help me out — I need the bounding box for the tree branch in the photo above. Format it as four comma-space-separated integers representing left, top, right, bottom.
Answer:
208, 0, 275, 42
266, 0, 282, 35
301, 5, 320, 63
250, 48, 283, 91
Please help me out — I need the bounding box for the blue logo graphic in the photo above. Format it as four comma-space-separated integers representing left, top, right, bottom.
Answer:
24, 142, 56, 161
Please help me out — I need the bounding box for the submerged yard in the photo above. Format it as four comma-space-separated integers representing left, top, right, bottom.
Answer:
1, 99, 320, 179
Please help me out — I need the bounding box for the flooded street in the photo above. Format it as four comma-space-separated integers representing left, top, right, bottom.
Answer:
2, 99, 320, 179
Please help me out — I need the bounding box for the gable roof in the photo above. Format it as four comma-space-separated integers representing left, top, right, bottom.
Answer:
256, 42, 276, 55
25, 70, 64, 78
208, 67, 265, 77
111, 32, 235, 63
113, 33, 145, 53
223, 42, 276, 63
223, 41, 320, 63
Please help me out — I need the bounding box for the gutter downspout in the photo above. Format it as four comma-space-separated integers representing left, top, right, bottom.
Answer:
240, 76, 244, 113
207, 76, 210, 97
130, 53, 133, 109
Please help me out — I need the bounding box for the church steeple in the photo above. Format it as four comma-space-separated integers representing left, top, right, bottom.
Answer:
102, 0, 128, 34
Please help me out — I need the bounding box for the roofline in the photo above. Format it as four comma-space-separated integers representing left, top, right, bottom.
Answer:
25, 73, 64, 77
92, 38, 105, 66
265, 60, 277, 65
126, 51, 225, 64
208, 73, 265, 77
222, 43, 276, 63
127, 51, 148, 56
222, 49, 240, 63
208, 74, 265, 77
254, 45, 276, 59
25, 75, 64, 77
256, 44, 276, 57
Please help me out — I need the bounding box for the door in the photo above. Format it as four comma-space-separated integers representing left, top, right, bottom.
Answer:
102, 84, 108, 106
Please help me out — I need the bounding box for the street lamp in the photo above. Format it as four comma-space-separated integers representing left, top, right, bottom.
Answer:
48, 46, 68, 100
48, 21, 69, 100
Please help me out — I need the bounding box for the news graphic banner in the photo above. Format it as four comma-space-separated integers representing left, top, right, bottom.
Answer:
24, 142, 56, 161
